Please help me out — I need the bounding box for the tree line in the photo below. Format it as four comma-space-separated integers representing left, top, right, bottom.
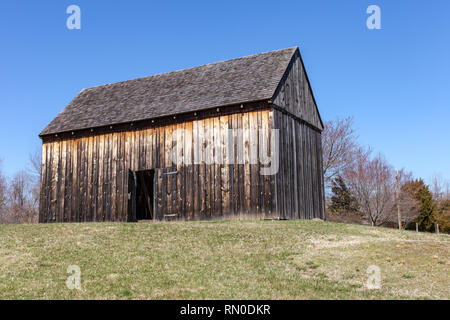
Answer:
0, 118, 449, 232
323, 117, 450, 233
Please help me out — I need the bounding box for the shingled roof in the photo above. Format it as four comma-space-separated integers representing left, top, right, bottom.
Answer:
40, 47, 299, 136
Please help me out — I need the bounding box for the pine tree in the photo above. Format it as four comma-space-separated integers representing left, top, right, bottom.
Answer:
416, 182, 436, 232
329, 175, 359, 213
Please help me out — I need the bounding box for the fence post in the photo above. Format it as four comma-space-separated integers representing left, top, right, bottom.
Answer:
416, 223, 418, 233
436, 224, 440, 235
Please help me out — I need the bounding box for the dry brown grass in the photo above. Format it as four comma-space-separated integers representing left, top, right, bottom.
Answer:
0, 220, 448, 299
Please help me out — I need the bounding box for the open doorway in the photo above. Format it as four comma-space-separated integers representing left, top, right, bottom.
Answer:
128, 169, 155, 221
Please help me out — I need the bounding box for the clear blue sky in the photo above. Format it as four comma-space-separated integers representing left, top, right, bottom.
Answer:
1, 0, 449, 183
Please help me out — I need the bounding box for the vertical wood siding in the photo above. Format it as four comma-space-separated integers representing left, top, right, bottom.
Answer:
271, 49, 326, 220
40, 109, 279, 222
272, 109, 325, 220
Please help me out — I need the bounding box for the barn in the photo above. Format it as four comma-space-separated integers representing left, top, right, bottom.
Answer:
39, 47, 325, 223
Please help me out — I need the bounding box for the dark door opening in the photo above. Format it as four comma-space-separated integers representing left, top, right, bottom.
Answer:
128, 169, 155, 222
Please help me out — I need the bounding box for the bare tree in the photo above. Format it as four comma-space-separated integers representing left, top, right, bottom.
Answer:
10, 170, 30, 207
322, 117, 359, 189
430, 173, 450, 201
28, 148, 42, 178
8, 170, 38, 224
343, 150, 395, 226
445, 181, 450, 201
0, 159, 7, 214
27, 148, 41, 213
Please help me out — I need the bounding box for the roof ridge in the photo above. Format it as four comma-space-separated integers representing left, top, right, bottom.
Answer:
83, 47, 298, 91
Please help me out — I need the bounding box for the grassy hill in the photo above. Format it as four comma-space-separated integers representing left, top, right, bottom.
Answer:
0, 220, 448, 299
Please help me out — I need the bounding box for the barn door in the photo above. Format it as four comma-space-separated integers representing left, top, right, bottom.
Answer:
127, 169, 155, 222
153, 167, 180, 221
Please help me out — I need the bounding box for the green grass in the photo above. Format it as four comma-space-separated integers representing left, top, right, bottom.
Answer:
0, 220, 448, 299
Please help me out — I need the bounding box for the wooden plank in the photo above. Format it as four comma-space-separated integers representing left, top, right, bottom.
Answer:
198, 119, 206, 218
169, 130, 178, 218
164, 126, 172, 216
281, 112, 288, 219
164, 125, 172, 168
311, 130, 317, 218
59, 140, 67, 222
77, 138, 83, 222
97, 135, 104, 221
52, 141, 60, 222
91, 136, 98, 221
83, 137, 89, 221
249, 111, 259, 216
295, 121, 303, 219
131, 129, 136, 171
140, 129, 146, 170
306, 126, 312, 219
38, 145, 45, 222
103, 134, 110, 221
176, 122, 185, 219
288, 114, 294, 219
46, 143, 53, 223
104, 134, 111, 221
314, 131, 319, 219
124, 132, 132, 220
275, 111, 282, 219
157, 126, 162, 169
205, 118, 213, 218
116, 132, 123, 221
132, 171, 137, 221
220, 115, 230, 216
243, 112, 251, 215
227, 114, 234, 217
260, 110, 269, 218
85, 137, 90, 221
69, 140, 76, 222
292, 119, 299, 219
300, 124, 306, 219
157, 168, 163, 220
42, 144, 50, 222
111, 132, 118, 221
117, 132, 123, 220
85, 136, 92, 221
149, 128, 155, 170
193, 120, 200, 218
185, 122, 193, 219
268, 109, 275, 217
256, 111, 263, 217
161, 168, 167, 220
231, 113, 239, 216
237, 113, 245, 216
171, 169, 178, 220
272, 111, 280, 219
64, 139, 73, 222
283, 112, 289, 219
212, 116, 222, 217
318, 131, 325, 219
285, 115, 291, 219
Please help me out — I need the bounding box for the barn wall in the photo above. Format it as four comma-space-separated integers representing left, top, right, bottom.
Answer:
39, 109, 277, 222
273, 50, 323, 131
272, 109, 325, 220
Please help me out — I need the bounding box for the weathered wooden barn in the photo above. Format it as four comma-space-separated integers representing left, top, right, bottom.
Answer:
39, 47, 325, 223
